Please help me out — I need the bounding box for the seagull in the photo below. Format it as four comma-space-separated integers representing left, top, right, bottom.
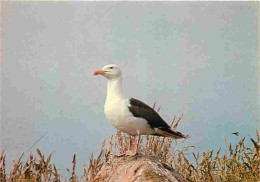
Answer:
93, 64, 186, 155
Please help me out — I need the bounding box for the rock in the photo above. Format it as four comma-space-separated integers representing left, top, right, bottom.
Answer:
93, 155, 184, 182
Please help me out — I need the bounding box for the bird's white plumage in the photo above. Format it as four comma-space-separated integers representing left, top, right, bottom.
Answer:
104, 72, 154, 136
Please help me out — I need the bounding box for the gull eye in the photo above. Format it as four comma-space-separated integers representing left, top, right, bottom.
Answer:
109, 66, 114, 69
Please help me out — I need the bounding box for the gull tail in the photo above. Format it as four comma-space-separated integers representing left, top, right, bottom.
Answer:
155, 128, 187, 139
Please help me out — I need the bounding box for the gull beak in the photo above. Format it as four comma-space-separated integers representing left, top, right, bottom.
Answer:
93, 69, 105, 76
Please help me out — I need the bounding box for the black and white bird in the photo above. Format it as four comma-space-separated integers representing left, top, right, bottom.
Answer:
94, 64, 186, 155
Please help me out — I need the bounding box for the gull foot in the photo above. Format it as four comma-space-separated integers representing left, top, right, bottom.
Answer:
125, 150, 140, 156
110, 152, 126, 157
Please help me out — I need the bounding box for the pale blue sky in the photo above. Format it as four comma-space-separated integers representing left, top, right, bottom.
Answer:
1, 1, 259, 177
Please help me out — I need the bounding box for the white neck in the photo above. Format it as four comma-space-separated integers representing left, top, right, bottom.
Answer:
106, 77, 124, 102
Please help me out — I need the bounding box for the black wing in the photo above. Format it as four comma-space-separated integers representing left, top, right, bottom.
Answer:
128, 98, 171, 129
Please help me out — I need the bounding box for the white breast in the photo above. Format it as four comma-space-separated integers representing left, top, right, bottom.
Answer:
104, 98, 154, 136
104, 98, 129, 127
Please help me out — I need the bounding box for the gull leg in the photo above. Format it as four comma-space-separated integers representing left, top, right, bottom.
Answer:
124, 134, 132, 156
134, 134, 141, 156
114, 133, 130, 157
128, 134, 132, 151
125, 132, 141, 156
117, 134, 134, 157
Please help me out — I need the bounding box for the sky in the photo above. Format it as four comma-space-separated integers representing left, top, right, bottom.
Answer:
1, 1, 259, 178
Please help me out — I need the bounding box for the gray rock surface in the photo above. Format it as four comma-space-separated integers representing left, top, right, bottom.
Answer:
93, 155, 184, 182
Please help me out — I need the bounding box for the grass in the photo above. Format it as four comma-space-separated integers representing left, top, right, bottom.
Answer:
0, 112, 259, 181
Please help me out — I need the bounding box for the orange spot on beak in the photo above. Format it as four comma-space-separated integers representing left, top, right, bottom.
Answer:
93, 69, 105, 76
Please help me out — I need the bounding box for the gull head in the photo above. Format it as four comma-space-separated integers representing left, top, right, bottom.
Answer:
93, 64, 122, 80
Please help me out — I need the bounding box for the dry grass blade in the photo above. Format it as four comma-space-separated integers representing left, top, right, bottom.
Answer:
256, 129, 259, 141
46, 151, 55, 166
172, 114, 183, 130
70, 154, 76, 181
1, 113, 259, 181
152, 102, 156, 109
36, 148, 43, 158
250, 138, 259, 152
0, 148, 6, 181
28, 132, 47, 151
